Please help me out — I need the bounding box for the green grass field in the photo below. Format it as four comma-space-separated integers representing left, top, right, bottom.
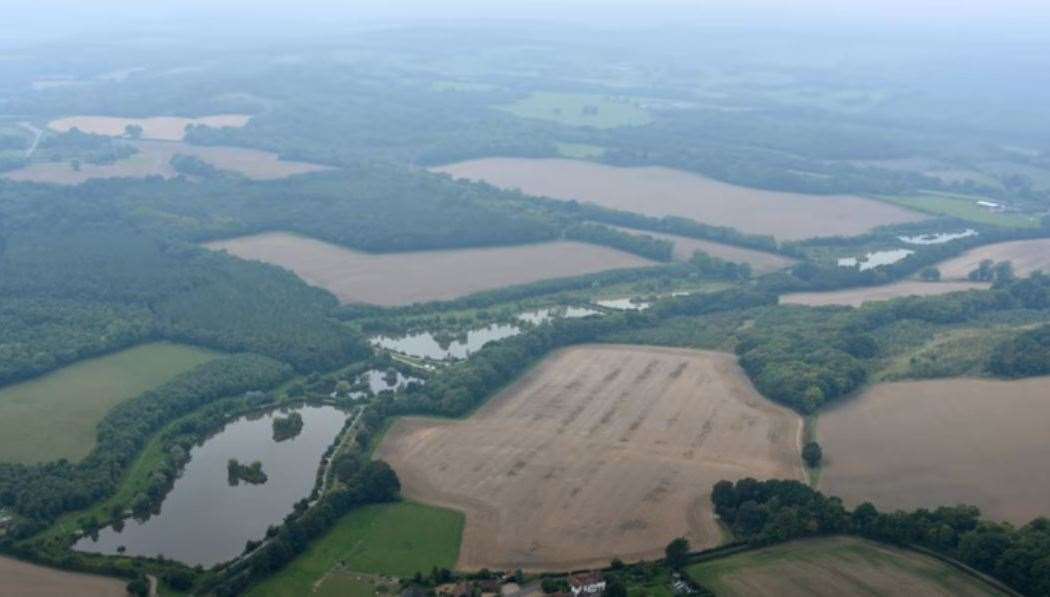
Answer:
248, 501, 463, 597
0, 342, 219, 464
500, 92, 652, 128
878, 192, 1039, 228
687, 536, 1006, 596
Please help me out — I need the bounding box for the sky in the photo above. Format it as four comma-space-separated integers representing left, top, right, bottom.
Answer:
6, 1, 1050, 39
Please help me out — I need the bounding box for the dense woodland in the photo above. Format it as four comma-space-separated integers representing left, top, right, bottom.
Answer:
712, 478, 1050, 596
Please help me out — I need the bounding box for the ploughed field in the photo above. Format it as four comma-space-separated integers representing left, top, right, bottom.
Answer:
819, 376, 1050, 524
779, 280, 990, 307
0, 556, 126, 597
0, 342, 218, 464
377, 345, 803, 571
205, 232, 654, 306
934, 238, 1050, 280
3, 140, 328, 183
609, 226, 795, 273
686, 536, 1008, 597
47, 114, 250, 141
433, 158, 925, 240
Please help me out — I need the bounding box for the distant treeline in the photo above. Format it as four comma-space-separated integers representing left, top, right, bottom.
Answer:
713, 478, 1050, 596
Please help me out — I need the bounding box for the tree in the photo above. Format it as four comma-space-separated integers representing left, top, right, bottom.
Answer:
919, 267, 941, 281
605, 576, 627, 597
664, 537, 690, 569
124, 124, 143, 139
802, 441, 823, 468
993, 261, 1015, 284
968, 259, 995, 282
127, 577, 150, 597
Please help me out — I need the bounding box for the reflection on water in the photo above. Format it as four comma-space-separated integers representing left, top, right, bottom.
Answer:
898, 229, 977, 245
516, 306, 602, 324
594, 298, 651, 310
360, 369, 423, 393
74, 405, 346, 567
838, 249, 914, 271
371, 323, 520, 360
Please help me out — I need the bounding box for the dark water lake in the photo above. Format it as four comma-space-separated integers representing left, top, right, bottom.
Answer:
74, 405, 346, 567
371, 323, 521, 360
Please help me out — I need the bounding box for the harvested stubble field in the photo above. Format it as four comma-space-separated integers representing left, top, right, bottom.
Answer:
0, 556, 126, 597
779, 280, 990, 307
47, 114, 250, 141
686, 536, 1008, 597
205, 232, 654, 306
609, 225, 795, 273
377, 345, 803, 571
819, 376, 1050, 524
433, 158, 926, 240
934, 238, 1050, 280
3, 140, 328, 183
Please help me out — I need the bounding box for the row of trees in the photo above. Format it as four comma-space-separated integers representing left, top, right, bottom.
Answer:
712, 478, 1050, 596
564, 222, 673, 261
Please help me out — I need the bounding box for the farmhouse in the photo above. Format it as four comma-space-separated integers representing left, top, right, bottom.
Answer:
569, 571, 606, 596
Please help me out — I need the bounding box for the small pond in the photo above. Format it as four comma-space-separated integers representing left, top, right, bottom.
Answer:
359, 369, 423, 393
898, 229, 977, 245
516, 306, 602, 325
371, 323, 521, 360
74, 405, 346, 567
838, 249, 914, 271
594, 297, 652, 311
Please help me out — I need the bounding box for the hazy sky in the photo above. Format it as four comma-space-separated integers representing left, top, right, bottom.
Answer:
8, 1, 1050, 39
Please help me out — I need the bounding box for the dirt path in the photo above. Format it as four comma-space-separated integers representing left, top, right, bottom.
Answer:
18, 121, 43, 158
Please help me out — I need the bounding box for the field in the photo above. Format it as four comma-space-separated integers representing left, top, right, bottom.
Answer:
0, 555, 127, 597
878, 192, 1039, 228
819, 376, 1050, 524
499, 92, 653, 128
3, 140, 328, 183
205, 232, 655, 306
377, 345, 803, 571
47, 114, 251, 141
434, 158, 926, 240
247, 502, 463, 597
0, 342, 218, 464
779, 281, 989, 307
610, 225, 795, 273
686, 536, 1007, 596
934, 238, 1050, 280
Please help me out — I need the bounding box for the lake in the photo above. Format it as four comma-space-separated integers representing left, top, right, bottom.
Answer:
838, 249, 914, 270
74, 405, 346, 567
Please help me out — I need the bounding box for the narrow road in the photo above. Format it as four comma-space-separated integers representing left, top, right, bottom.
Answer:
316, 404, 365, 497
17, 121, 43, 158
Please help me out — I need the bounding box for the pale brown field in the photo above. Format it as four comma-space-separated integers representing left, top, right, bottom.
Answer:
205, 232, 655, 306
376, 345, 804, 571
0, 555, 126, 597
3, 140, 328, 184
935, 239, 1050, 280
779, 281, 990, 307
688, 536, 1007, 597
433, 158, 926, 240
47, 114, 250, 141
609, 226, 795, 273
819, 376, 1050, 524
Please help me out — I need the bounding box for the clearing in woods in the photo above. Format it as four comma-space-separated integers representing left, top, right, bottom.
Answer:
376, 345, 803, 571
933, 238, 1050, 280
47, 114, 250, 141
819, 376, 1050, 524
779, 280, 990, 307
499, 92, 653, 128
3, 140, 328, 183
686, 536, 1008, 597
247, 501, 463, 597
0, 342, 219, 464
0, 556, 127, 597
433, 158, 926, 240
205, 232, 655, 306
609, 225, 795, 273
